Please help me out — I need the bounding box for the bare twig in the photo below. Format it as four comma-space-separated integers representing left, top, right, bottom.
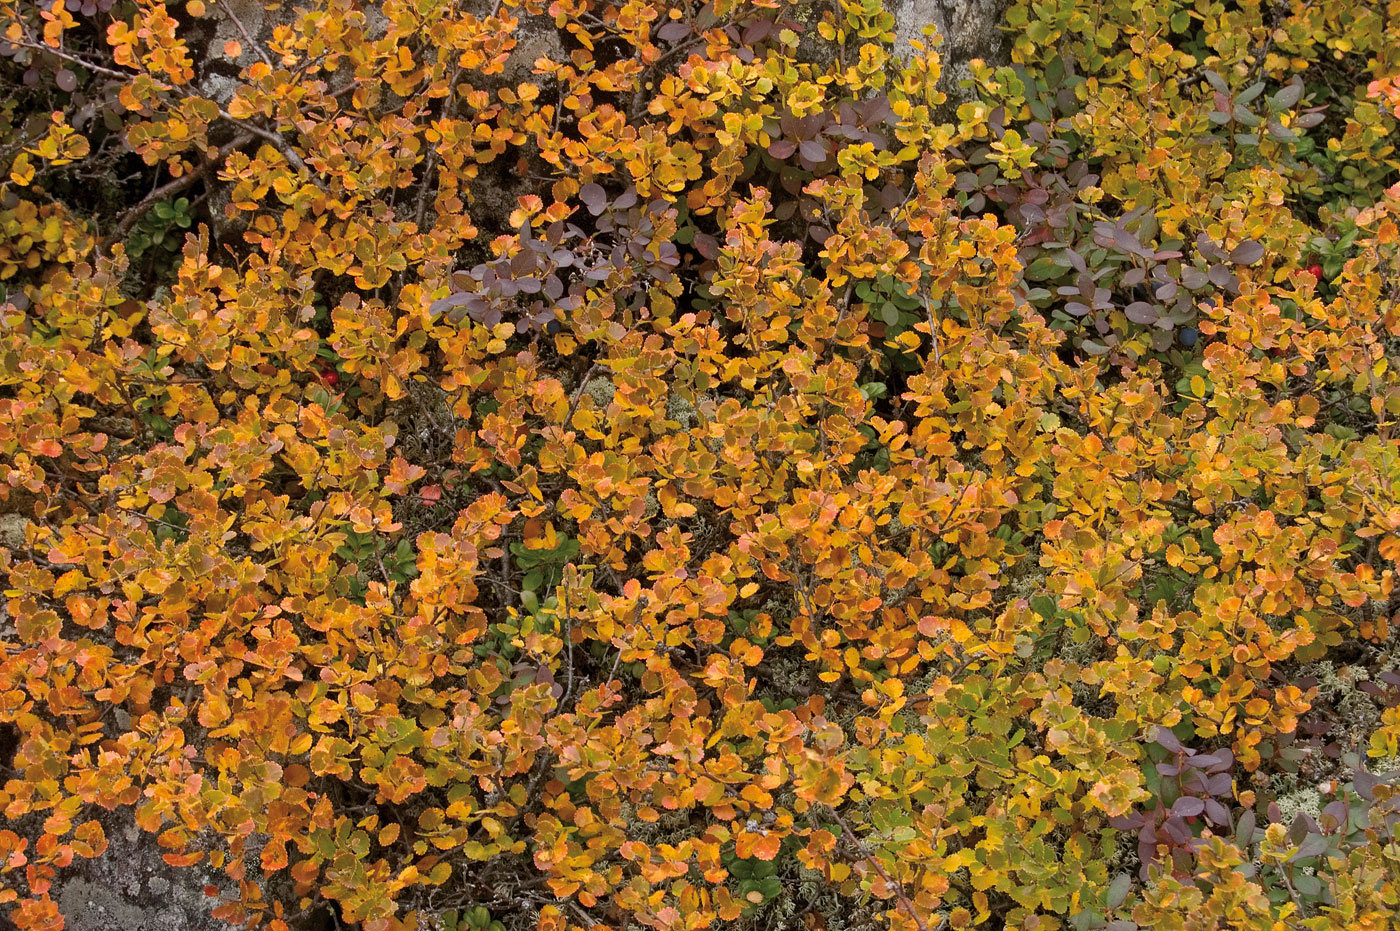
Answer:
216, 108, 325, 190
826, 806, 933, 931
214, 0, 274, 68
101, 131, 253, 253
7, 38, 130, 80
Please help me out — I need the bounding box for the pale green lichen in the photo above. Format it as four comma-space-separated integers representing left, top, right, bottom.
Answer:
1371, 754, 1400, 776
583, 376, 615, 408
666, 392, 698, 430
1296, 655, 1400, 760
1273, 783, 1323, 829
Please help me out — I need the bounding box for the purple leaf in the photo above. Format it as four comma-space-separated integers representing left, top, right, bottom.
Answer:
1236, 810, 1256, 844
1114, 227, 1145, 255
1274, 81, 1304, 108
768, 140, 796, 159
1289, 833, 1329, 861
1173, 796, 1205, 818
1195, 233, 1226, 262
1228, 240, 1265, 265
579, 183, 608, 216
656, 20, 691, 42
1208, 264, 1238, 290
1354, 769, 1378, 801
1321, 800, 1347, 831
428, 291, 476, 318
799, 139, 827, 166
1126, 302, 1158, 324
1163, 817, 1193, 843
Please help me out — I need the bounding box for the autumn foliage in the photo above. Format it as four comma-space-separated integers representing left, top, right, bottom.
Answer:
3, 0, 1400, 929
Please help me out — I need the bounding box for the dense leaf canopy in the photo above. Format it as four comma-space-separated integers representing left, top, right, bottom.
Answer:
2, 1, 1400, 930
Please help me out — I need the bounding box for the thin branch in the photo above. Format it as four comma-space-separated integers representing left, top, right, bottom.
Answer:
826, 806, 933, 931
214, 0, 274, 69
216, 108, 326, 189
7, 38, 130, 80
100, 131, 253, 253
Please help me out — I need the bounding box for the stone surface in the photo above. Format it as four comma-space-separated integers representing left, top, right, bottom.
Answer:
891, 0, 1012, 110
53, 813, 241, 931
0, 514, 29, 552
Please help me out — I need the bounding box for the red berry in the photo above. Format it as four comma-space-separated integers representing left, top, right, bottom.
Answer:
1307, 264, 1324, 280
320, 371, 339, 387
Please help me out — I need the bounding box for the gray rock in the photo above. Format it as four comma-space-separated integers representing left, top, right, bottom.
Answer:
0, 513, 29, 552
891, 0, 1012, 110
51, 812, 241, 931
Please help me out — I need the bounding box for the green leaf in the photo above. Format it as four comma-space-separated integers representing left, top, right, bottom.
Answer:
859, 381, 888, 400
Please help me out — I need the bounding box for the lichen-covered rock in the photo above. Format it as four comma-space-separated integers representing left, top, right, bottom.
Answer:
53, 813, 242, 931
